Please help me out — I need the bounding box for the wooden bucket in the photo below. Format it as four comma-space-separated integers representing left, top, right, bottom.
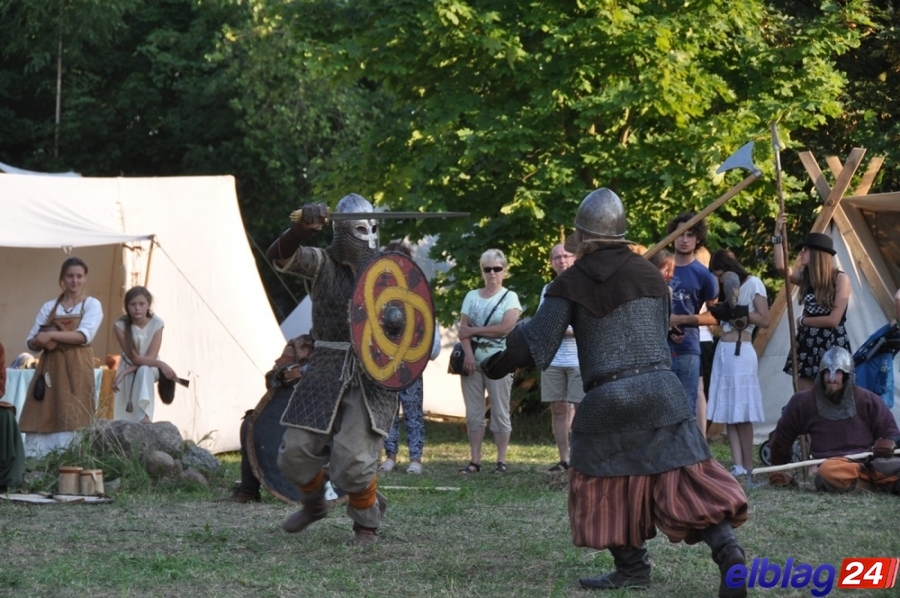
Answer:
57, 466, 83, 495
79, 469, 105, 496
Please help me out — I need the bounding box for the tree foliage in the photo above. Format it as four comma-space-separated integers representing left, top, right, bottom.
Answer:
274, 0, 874, 322
1, 0, 895, 327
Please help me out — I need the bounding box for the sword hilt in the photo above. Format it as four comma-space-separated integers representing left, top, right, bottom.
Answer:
290, 206, 331, 225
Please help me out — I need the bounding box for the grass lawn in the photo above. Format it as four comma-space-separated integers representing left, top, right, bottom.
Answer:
1, 413, 897, 598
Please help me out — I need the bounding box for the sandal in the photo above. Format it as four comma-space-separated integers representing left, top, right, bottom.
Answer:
459, 462, 481, 474
493, 462, 507, 474
548, 460, 569, 472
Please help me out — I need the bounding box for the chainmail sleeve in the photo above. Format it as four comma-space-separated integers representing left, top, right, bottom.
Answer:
521, 295, 574, 370
276, 246, 325, 281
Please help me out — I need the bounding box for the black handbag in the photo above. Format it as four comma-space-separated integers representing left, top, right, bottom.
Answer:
447, 342, 466, 376
33, 373, 47, 401
448, 290, 510, 376
158, 376, 176, 404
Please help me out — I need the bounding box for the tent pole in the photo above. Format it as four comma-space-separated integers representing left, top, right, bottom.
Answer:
145, 235, 157, 287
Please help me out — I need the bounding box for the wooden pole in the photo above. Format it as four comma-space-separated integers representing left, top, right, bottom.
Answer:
772, 124, 800, 393
752, 449, 900, 475
643, 172, 760, 260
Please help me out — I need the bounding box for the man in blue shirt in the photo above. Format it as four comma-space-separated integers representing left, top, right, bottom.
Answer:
666, 212, 718, 423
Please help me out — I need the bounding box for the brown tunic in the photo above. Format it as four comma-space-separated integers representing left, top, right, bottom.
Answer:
18, 308, 96, 433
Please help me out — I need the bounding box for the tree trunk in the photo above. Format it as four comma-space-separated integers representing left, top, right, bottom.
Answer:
55, 31, 62, 158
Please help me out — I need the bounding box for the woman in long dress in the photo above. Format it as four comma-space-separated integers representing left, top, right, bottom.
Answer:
707, 250, 770, 477
112, 286, 175, 423
20, 257, 103, 456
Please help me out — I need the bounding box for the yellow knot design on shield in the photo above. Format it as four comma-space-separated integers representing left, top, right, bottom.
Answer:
359, 258, 434, 382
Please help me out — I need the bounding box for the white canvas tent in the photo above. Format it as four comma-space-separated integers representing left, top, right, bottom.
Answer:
753, 149, 900, 440
0, 174, 285, 452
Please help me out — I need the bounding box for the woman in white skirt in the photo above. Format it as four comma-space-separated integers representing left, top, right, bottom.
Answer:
707, 250, 770, 476
112, 286, 176, 423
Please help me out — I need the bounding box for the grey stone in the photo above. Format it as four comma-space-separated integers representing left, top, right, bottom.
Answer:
181, 443, 221, 472
180, 468, 208, 486
89, 420, 184, 461
145, 450, 176, 478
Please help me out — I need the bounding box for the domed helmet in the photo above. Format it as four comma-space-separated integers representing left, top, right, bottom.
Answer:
564, 188, 627, 253
328, 193, 379, 268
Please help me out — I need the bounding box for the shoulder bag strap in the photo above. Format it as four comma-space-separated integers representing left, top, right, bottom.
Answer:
473, 290, 511, 341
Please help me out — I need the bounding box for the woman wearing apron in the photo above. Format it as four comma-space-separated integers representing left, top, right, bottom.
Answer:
20, 257, 104, 457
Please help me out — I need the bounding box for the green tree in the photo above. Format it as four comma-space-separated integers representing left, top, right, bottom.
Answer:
278, 0, 873, 322
0, 0, 137, 158
212, 2, 389, 318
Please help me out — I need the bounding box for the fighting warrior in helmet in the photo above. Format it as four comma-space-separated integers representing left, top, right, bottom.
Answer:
769, 345, 900, 494
483, 189, 750, 597
266, 194, 396, 545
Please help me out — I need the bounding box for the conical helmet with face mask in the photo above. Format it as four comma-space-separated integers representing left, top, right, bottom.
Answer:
328, 193, 379, 268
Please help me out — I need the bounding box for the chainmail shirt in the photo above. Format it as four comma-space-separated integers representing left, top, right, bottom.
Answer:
522, 248, 711, 476
277, 246, 398, 435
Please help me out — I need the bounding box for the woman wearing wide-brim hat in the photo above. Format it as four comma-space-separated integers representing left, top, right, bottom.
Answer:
773, 213, 852, 391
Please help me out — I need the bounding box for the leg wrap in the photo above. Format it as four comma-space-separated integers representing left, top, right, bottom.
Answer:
300, 468, 326, 495
348, 476, 378, 510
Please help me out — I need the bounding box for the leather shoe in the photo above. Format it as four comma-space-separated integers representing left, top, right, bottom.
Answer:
350, 524, 379, 546
282, 497, 328, 534
215, 489, 261, 503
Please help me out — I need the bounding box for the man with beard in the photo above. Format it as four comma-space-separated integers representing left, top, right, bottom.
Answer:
266, 194, 395, 545
769, 346, 900, 493
484, 189, 749, 598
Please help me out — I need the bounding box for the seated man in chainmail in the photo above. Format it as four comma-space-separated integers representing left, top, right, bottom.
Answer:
768, 346, 900, 494
483, 189, 749, 598
266, 193, 396, 546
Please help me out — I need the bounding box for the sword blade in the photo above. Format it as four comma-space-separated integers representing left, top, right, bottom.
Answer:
328, 211, 470, 220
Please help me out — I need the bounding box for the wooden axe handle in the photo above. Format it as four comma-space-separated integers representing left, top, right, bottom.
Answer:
643, 172, 760, 260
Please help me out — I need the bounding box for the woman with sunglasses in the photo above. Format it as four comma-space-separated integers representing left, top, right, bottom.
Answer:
457, 249, 521, 474
774, 212, 852, 391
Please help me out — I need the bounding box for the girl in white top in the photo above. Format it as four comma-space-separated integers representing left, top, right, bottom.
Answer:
707, 250, 770, 477
113, 286, 175, 423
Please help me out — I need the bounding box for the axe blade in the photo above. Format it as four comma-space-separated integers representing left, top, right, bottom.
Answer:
771, 123, 783, 152
716, 141, 761, 176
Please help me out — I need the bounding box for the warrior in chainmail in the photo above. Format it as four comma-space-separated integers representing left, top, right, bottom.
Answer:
769, 346, 900, 494
483, 189, 749, 597
266, 193, 397, 546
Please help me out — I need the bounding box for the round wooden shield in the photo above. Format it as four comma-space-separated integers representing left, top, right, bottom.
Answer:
246, 385, 300, 504
350, 252, 435, 390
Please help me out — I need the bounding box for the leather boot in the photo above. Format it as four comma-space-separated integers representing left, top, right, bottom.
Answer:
579, 546, 652, 590
281, 495, 328, 534
215, 485, 261, 503
701, 521, 747, 598
350, 523, 379, 546
217, 414, 263, 503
